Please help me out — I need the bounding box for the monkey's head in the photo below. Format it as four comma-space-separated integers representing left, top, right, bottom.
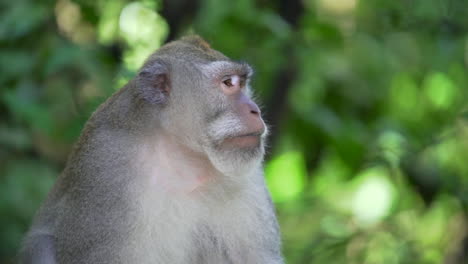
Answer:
135, 36, 267, 175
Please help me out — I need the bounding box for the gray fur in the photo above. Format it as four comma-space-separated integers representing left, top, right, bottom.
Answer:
20, 35, 283, 264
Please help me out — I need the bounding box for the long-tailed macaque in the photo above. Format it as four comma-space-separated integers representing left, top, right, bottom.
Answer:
20, 36, 283, 264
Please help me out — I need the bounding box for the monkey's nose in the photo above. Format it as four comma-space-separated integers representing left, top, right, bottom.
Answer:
239, 93, 261, 117
248, 101, 261, 116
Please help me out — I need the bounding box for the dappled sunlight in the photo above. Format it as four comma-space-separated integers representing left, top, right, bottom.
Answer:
119, 2, 168, 71
97, 0, 125, 44
313, 0, 356, 34
351, 167, 395, 226
55, 0, 80, 36
316, 0, 356, 15
55, 0, 94, 44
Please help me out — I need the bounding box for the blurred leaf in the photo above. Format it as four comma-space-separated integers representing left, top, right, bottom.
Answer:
423, 72, 458, 110
0, 50, 36, 84
0, 125, 31, 151
266, 152, 307, 202
0, 159, 56, 257
2, 82, 53, 135
0, 2, 49, 40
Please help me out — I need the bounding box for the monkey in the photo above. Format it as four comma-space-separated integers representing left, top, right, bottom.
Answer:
19, 35, 283, 264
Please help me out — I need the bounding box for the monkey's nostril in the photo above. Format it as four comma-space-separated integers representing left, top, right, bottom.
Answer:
248, 102, 261, 116
250, 109, 260, 116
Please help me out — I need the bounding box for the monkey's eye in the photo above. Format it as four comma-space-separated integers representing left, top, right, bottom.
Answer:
223, 78, 233, 87
222, 75, 240, 89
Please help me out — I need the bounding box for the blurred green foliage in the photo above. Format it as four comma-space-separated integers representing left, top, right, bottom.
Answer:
1, 0, 468, 263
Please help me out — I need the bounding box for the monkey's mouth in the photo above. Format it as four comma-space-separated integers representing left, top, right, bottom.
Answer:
223, 132, 262, 148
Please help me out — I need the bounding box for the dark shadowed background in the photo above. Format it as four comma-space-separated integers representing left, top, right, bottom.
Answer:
1, 0, 468, 263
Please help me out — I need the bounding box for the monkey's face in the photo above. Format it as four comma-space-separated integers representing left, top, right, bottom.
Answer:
196, 60, 268, 174
136, 38, 267, 175
201, 62, 265, 145
164, 60, 267, 174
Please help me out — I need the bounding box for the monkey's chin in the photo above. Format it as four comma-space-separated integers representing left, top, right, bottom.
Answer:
206, 138, 264, 177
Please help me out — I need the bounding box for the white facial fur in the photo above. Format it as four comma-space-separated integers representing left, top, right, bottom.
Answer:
203, 110, 267, 177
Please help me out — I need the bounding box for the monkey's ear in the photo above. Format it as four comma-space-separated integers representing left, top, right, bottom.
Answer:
136, 60, 170, 105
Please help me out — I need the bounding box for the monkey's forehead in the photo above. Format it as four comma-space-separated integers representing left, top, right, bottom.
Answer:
145, 36, 253, 77
199, 61, 253, 79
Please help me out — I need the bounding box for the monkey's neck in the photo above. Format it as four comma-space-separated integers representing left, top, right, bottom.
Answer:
139, 134, 220, 194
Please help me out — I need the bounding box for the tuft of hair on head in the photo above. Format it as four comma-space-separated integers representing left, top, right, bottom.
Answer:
180, 35, 212, 51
